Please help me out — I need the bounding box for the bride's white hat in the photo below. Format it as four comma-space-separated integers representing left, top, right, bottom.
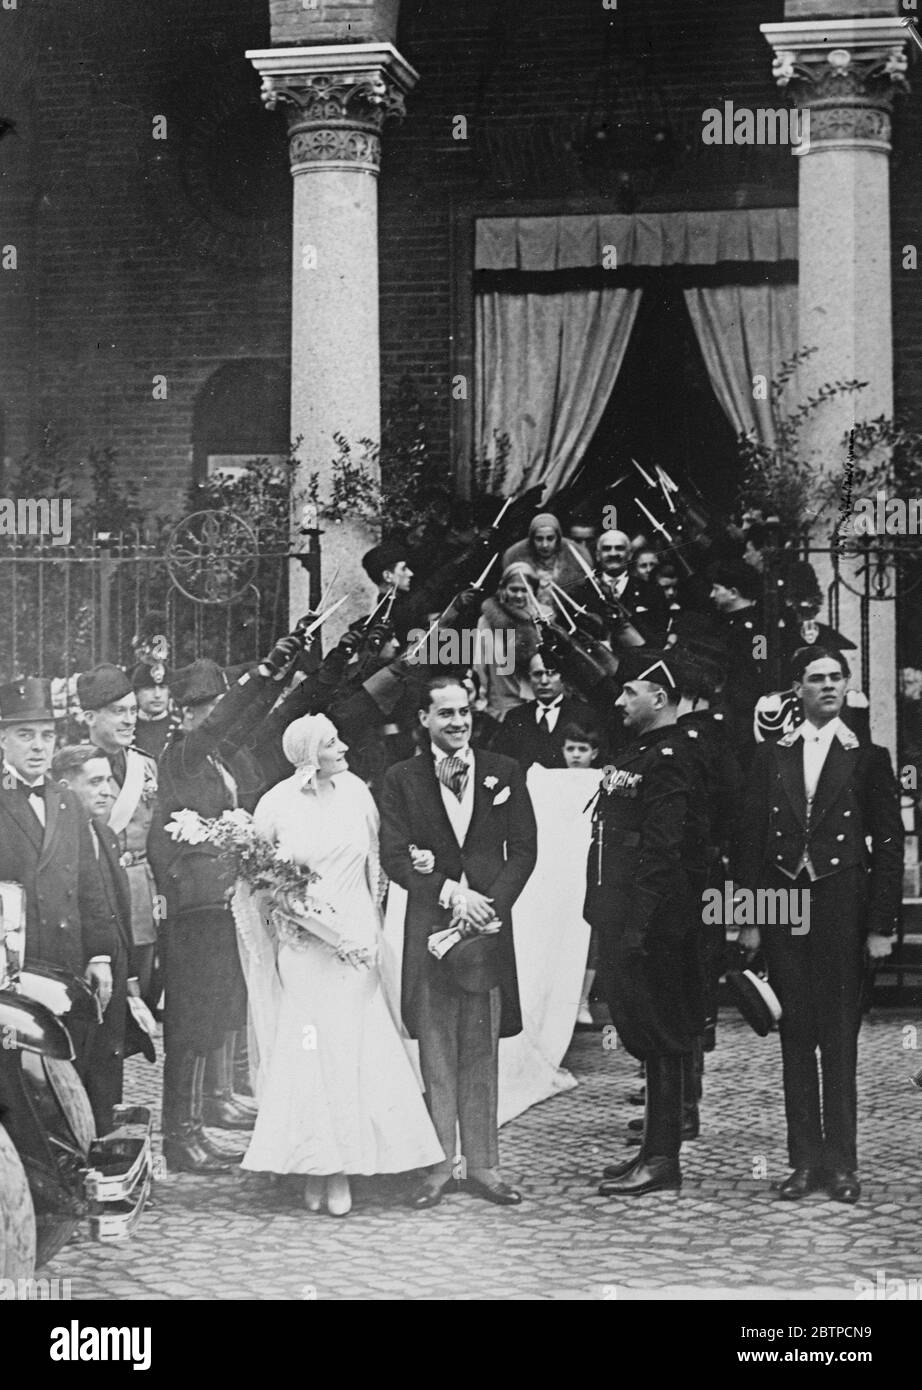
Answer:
282, 712, 338, 791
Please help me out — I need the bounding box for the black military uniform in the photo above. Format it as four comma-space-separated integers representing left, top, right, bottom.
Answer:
584, 662, 705, 1195
148, 645, 300, 1172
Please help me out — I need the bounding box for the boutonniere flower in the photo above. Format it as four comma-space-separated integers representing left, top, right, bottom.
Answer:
483, 776, 498, 790
492, 786, 511, 806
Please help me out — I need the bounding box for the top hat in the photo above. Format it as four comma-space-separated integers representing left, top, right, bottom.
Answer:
0, 677, 59, 723
77, 663, 133, 711
171, 659, 227, 709
445, 929, 502, 995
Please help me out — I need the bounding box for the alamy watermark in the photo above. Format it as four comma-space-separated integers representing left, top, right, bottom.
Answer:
854, 1268, 922, 1300
702, 882, 810, 935
843, 490, 922, 537
406, 626, 515, 675
0, 1276, 72, 1300
0, 496, 72, 545
701, 102, 810, 153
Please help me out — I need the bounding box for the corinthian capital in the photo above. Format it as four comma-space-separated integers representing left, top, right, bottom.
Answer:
246, 42, 418, 175
761, 15, 909, 153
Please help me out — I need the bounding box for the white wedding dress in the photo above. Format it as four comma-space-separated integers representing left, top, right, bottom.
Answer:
237, 770, 444, 1176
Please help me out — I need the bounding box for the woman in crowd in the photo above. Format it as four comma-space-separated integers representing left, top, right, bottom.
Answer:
475, 562, 543, 721
239, 713, 443, 1215
502, 513, 590, 608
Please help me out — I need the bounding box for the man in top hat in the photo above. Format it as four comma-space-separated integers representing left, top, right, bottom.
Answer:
0, 677, 116, 1041
584, 648, 705, 1197
379, 673, 537, 1210
146, 629, 308, 1173
78, 663, 159, 1009
735, 646, 903, 1204
51, 743, 156, 1133
130, 659, 178, 763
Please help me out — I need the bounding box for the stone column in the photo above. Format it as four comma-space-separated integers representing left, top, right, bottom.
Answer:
761, 10, 909, 752
247, 43, 418, 633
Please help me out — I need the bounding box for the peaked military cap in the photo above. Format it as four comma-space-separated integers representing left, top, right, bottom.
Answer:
76, 663, 133, 711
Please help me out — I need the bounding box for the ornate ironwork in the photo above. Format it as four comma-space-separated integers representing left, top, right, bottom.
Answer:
165, 511, 260, 605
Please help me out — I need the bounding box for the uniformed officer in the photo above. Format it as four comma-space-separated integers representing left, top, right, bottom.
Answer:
673, 649, 743, 1132
735, 646, 904, 1203
584, 648, 705, 1197
147, 630, 306, 1173
78, 664, 160, 1009
131, 660, 179, 763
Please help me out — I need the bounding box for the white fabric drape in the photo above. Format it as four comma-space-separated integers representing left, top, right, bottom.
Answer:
475, 287, 642, 496
683, 283, 798, 446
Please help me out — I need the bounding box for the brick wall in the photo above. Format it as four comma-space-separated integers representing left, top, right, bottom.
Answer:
1, 0, 920, 511
0, 0, 289, 506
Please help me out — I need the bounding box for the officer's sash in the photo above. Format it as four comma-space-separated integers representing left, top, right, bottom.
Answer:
109, 749, 146, 836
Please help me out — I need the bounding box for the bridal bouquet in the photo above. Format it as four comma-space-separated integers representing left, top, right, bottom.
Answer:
164, 808, 373, 969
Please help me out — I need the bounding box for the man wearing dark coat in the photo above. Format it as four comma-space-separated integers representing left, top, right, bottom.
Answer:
51, 744, 156, 1134
573, 529, 670, 647
584, 649, 705, 1197
379, 674, 537, 1209
147, 631, 306, 1172
0, 678, 116, 996
735, 646, 904, 1204
493, 651, 595, 771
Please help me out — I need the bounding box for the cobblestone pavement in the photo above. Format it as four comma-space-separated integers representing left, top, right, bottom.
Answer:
46, 1010, 922, 1301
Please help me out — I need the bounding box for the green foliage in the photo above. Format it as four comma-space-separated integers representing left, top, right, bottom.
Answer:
187, 445, 303, 551
736, 347, 869, 538
307, 376, 455, 540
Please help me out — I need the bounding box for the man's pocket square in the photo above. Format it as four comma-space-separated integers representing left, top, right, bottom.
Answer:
492, 787, 511, 806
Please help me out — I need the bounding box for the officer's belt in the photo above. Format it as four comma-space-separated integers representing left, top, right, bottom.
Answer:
605, 831, 640, 849
119, 850, 149, 869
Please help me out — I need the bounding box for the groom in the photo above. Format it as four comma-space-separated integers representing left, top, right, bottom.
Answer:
380, 673, 537, 1208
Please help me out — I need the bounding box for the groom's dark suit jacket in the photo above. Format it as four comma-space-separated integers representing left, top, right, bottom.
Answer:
379, 749, 537, 1039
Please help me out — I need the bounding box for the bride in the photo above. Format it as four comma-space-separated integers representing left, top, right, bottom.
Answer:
238, 713, 444, 1215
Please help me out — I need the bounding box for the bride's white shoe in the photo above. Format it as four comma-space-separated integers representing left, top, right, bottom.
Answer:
325, 1174, 352, 1217
303, 1176, 325, 1212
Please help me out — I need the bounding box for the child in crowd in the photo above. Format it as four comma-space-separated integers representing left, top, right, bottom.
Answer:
561, 722, 603, 1028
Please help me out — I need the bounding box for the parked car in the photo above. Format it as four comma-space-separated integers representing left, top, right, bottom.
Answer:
0, 889, 152, 1278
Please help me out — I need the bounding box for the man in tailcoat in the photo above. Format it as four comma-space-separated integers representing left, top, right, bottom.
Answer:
584, 649, 705, 1198
735, 647, 903, 1203
380, 674, 537, 1209
0, 678, 116, 1080
51, 743, 156, 1134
